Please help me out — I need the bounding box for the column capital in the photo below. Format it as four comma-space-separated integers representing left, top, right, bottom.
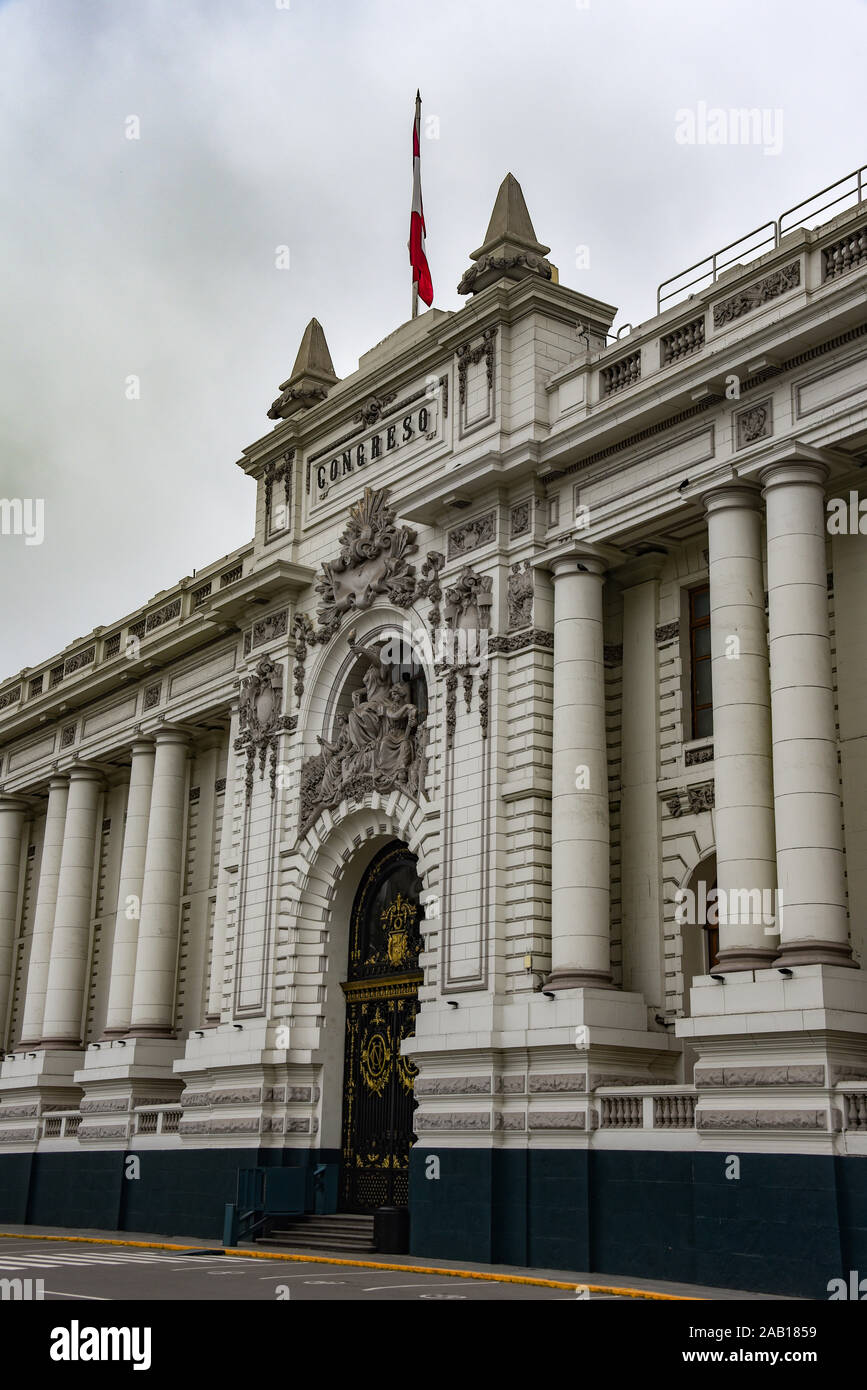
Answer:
0, 793, 29, 814
65, 763, 105, 786
702, 482, 763, 517
536, 539, 624, 581
129, 736, 156, 757
612, 550, 667, 588
150, 724, 192, 748
759, 458, 829, 493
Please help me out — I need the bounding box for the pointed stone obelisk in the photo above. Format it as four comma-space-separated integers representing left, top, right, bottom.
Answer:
457, 173, 555, 295
267, 317, 339, 419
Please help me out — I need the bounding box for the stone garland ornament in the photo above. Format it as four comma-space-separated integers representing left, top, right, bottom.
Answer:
292, 613, 315, 700
445, 671, 458, 750
456, 327, 498, 404
298, 636, 427, 836
712, 262, 800, 328
235, 658, 288, 804
264, 453, 293, 534
442, 565, 493, 718
314, 486, 418, 633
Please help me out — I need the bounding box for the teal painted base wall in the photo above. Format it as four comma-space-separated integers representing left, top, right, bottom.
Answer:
409, 1148, 867, 1299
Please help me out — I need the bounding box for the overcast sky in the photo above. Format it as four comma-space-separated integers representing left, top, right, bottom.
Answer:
1, 0, 865, 679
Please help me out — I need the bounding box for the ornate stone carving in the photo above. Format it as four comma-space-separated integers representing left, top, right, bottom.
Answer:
237, 658, 285, 803
603, 644, 623, 666
510, 501, 531, 537
666, 782, 715, 817
444, 566, 493, 642
315, 486, 418, 628
264, 453, 293, 534
458, 251, 552, 296
354, 392, 396, 426
655, 621, 679, 644
247, 608, 288, 657
736, 399, 773, 447
456, 327, 498, 401
292, 613, 314, 700
489, 629, 553, 655
143, 682, 161, 711
479, 669, 489, 740
508, 560, 533, 630
713, 261, 800, 328
685, 744, 714, 766
447, 510, 496, 559
418, 551, 445, 629
299, 638, 427, 835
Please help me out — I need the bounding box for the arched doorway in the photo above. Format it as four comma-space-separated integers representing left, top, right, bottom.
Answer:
340, 841, 424, 1212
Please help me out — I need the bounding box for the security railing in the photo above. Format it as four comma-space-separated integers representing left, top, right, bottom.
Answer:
657, 162, 867, 313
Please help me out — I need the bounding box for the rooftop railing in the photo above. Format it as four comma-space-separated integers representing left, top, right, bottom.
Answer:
657, 162, 867, 314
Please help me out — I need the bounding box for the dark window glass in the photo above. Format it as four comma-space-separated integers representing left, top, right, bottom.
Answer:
689, 585, 713, 739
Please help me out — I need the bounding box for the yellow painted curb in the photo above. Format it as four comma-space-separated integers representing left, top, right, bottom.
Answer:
0, 1230, 700, 1299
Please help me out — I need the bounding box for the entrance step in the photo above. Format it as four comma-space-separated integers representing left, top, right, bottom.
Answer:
258, 1213, 377, 1255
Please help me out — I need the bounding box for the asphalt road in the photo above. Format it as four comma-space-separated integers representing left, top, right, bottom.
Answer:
0, 1238, 619, 1301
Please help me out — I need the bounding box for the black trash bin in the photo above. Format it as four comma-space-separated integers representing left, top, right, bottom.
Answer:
373, 1205, 410, 1254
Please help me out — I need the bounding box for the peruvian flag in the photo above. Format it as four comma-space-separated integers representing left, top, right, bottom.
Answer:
409, 91, 434, 307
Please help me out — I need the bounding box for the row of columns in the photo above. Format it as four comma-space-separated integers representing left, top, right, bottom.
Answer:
546, 457, 852, 989
0, 727, 195, 1052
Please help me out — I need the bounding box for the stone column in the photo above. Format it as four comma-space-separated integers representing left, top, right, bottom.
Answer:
0, 795, 27, 1045
18, 775, 69, 1046
103, 739, 155, 1036
40, 766, 104, 1047
618, 556, 665, 1005
128, 728, 189, 1036
206, 711, 238, 1023
761, 459, 851, 966
705, 486, 778, 970
547, 553, 612, 988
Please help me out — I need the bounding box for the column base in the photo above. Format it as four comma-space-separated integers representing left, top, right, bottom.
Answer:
38, 1037, 83, 1050
713, 947, 778, 974
544, 969, 615, 991
773, 940, 857, 969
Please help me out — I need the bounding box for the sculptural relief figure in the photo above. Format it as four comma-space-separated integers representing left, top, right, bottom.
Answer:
298, 640, 427, 835
375, 683, 418, 786
315, 486, 418, 626
317, 713, 353, 800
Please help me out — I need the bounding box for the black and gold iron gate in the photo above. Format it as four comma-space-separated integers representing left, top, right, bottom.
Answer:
340, 842, 423, 1211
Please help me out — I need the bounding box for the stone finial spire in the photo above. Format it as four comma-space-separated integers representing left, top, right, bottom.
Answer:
457, 173, 554, 296
267, 318, 339, 420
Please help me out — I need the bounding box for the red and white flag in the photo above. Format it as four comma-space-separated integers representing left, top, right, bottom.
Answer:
409, 91, 433, 308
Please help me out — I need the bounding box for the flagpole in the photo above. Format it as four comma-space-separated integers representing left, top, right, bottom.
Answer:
412, 90, 422, 319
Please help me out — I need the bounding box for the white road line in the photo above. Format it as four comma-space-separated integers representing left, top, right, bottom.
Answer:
361, 1281, 474, 1291
44, 1289, 112, 1301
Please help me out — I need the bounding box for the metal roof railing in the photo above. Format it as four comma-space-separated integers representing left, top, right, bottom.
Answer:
657, 162, 867, 315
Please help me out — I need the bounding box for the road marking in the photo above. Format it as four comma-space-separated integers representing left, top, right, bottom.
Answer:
44, 1289, 111, 1301
362, 1280, 476, 1291
0, 1234, 702, 1300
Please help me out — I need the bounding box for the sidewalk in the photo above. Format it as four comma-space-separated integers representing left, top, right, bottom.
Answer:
0, 1222, 794, 1300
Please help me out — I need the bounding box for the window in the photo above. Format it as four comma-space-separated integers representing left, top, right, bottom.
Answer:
689, 585, 713, 738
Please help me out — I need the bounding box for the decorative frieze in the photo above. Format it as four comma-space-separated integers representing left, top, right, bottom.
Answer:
697, 1110, 826, 1131
447, 510, 496, 559
414, 1112, 490, 1130
713, 261, 800, 327
529, 1074, 586, 1093
695, 1066, 824, 1088
666, 782, 715, 817
64, 646, 95, 675
685, 744, 714, 766
414, 1076, 492, 1096
655, 621, 679, 643
489, 629, 553, 655
245, 608, 288, 658
528, 1111, 585, 1130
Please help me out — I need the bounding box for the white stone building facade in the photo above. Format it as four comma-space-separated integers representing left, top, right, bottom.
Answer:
1, 171, 866, 1294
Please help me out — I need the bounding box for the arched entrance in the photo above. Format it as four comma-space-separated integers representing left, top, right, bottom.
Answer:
339, 840, 424, 1212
